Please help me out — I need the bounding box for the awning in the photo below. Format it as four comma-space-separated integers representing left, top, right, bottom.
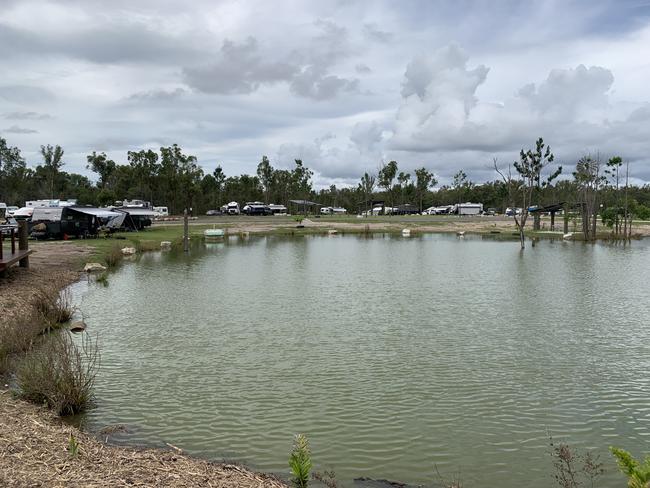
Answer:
289, 199, 322, 207
68, 207, 122, 218
116, 207, 156, 217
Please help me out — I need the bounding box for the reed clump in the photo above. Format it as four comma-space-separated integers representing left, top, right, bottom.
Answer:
15, 331, 99, 416
104, 244, 123, 268
33, 285, 74, 327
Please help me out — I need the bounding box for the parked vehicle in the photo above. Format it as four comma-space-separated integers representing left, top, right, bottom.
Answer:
153, 206, 169, 217
268, 204, 288, 215
225, 202, 240, 215
242, 202, 272, 216
451, 203, 484, 215
6, 206, 19, 216
206, 209, 222, 216
505, 207, 522, 216
118, 199, 151, 208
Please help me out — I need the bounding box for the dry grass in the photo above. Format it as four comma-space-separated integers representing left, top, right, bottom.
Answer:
103, 244, 123, 268
0, 390, 288, 488
15, 332, 99, 416
33, 284, 75, 327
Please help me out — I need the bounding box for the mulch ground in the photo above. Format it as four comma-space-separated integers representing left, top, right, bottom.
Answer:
0, 391, 287, 487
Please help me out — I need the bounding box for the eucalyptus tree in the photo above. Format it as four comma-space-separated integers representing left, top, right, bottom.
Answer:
127, 149, 159, 204
378, 160, 398, 213
86, 151, 116, 189
574, 155, 605, 241
257, 155, 274, 203
0, 137, 29, 204
212, 165, 226, 207
40, 144, 65, 198
397, 171, 411, 205
415, 167, 437, 212
604, 156, 624, 235
452, 169, 469, 215
494, 137, 561, 249
359, 172, 376, 216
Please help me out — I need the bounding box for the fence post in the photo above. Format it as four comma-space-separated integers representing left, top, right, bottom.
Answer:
18, 220, 29, 268
183, 208, 189, 253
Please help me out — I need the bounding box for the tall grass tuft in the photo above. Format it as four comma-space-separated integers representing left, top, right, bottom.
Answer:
0, 311, 47, 374
16, 331, 99, 416
289, 434, 312, 488
33, 286, 75, 327
104, 244, 123, 268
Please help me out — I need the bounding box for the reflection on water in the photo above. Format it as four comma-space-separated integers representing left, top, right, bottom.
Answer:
71, 234, 650, 487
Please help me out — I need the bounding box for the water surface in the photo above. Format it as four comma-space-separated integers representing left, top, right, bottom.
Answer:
72, 234, 650, 487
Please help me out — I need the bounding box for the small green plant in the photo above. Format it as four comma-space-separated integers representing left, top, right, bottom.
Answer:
68, 433, 80, 458
96, 272, 109, 287
610, 447, 650, 488
289, 433, 312, 488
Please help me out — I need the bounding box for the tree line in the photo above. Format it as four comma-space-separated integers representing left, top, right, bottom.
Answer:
1, 137, 649, 232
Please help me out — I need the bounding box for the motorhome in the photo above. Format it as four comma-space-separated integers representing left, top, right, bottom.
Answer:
225, 201, 240, 215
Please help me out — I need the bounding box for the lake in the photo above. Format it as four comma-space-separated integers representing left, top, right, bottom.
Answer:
71, 234, 650, 487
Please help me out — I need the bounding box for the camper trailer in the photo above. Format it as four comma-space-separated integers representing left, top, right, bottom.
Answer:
25, 199, 77, 208
451, 203, 484, 215
268, 204, 288, 215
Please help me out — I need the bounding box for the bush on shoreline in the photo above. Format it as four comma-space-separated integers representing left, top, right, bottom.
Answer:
16, 331, 99, 416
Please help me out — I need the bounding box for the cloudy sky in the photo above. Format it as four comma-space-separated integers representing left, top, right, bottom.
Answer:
2, 0, 650, 187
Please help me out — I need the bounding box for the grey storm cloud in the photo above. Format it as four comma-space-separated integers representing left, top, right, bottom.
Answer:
3, 125, 39, 134
0, 19, 204, 64
3, 111, 52, 120
126, 88, 188, 102
363, 23, 393, 43
183, 34, 359, 100
183, 37, 299, 95
0, 85, 55, 103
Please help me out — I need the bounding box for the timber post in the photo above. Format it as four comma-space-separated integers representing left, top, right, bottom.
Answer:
18, 220, 29, 268
183, 208, 189, 253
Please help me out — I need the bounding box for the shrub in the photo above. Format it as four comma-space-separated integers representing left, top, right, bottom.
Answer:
16, 331, 99, 416
33, 285, 74, 327
0, 311, 50, 375
610, 447, 650, 488
549, 437, 604, 488
104, 244, 123, 268
289, 434, 312, 488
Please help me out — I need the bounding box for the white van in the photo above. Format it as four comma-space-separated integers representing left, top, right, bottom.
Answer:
153, 206, 169, 217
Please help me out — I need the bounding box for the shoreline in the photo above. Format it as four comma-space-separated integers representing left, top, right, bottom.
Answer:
0, 240, 289, 488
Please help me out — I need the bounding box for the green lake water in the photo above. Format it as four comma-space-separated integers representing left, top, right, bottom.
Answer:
71, 234, 650, 487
